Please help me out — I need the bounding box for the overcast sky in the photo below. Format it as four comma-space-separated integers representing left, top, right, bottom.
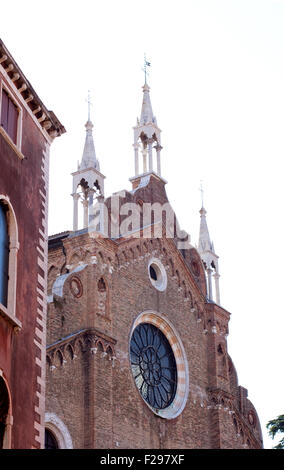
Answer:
2, 0, 284, 449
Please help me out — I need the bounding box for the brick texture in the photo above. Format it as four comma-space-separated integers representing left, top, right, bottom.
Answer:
46, 175, 263, 449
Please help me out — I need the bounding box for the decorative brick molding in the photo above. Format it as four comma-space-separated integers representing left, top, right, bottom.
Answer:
47, 327, 116, 369
207, 388, 262, 448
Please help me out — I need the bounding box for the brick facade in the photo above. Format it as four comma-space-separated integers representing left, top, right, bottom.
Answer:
46, 175, 263, 449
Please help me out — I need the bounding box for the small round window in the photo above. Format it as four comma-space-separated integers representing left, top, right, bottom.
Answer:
148, 258, 167, 291
130, 323, 177, 410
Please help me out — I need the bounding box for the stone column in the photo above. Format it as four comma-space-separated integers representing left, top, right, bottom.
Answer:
134, 145, 139, 176
72, 193, 80, 231
142, 148, 147, 173
88, 189, 95, 227
213, 272, 220, 305
82, 199, 89, 229
148, 139, 153, 172
207, 267, 213, 301
156, 144, 162, 176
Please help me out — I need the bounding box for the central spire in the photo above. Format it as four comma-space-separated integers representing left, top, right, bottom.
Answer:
140, 82, 156, 125
131, 58, 163, 181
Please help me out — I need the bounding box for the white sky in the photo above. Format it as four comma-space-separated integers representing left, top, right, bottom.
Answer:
2, 0, 284, 449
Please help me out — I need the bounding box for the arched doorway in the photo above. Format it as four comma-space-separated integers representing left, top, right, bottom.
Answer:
0, 377, 9, 449
45, 428, 59, 449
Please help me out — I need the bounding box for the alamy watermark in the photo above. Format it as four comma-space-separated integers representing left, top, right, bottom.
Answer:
87, 192, 191, 250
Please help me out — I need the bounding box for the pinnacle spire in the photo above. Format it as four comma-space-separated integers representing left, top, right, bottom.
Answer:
131, 59, 163, 181
198, 206, 214, 253
79, 92, 100, 171
197, 204, 220, 305
140, 82, 156, 126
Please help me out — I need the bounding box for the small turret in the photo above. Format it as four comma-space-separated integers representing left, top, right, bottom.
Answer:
198, 204, 220, 304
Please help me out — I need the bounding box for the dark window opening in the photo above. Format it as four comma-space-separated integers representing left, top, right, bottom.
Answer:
149, 265, 157, 281
98, 277, 106, 292
45, 429, 59, 449
1, 90, 18, 144
0, 377, 9, 449
130, 323, 177, 410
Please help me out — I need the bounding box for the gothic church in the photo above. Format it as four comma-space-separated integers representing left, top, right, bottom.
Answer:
45, 80, 263, 449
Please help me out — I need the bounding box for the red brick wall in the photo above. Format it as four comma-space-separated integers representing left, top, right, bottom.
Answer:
46, 221, 263, 448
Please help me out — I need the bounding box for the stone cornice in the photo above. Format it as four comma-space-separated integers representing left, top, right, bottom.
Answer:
0, 39, 65, 140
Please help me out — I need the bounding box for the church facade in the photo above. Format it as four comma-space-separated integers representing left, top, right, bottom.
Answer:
45, 81, 263, 449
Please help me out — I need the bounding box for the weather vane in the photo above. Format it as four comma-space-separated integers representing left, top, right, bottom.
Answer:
142, 54, 151, 84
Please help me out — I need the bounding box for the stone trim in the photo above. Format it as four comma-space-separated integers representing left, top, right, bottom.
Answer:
45, 412, 73, 449
33, 141, 50, 448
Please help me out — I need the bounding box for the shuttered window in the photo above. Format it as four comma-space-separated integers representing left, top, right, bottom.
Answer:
0, 203, 9, 307
1, 89, 18, 144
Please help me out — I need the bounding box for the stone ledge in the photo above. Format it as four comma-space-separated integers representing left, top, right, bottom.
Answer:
0, 302, 22, 331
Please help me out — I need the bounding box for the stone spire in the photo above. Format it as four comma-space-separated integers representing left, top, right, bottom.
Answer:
131, 59, 163, 181
79, 92, 100, 171
80, 120, 100, 171
140, 82, 156, 126
198, 206, 214, 253
198, 205, 220, 305
71, 95, 105, 232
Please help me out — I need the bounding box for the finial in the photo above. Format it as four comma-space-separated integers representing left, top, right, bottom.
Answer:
143, 54, 151, 84
199, 180, 204, 208
86, 90, 92, 122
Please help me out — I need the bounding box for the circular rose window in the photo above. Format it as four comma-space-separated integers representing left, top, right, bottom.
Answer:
129, 312, 189, 419
130, 323, 177, 410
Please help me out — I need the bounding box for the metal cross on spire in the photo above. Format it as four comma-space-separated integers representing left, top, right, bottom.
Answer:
142, 54, 151, 84
86, 90, 93, 121
199, 180, 204, 208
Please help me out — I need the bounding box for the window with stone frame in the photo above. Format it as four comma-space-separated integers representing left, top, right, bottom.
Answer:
1, 89, 19, 145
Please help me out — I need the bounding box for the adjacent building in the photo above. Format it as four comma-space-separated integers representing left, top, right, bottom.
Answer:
0, 39, 65, 448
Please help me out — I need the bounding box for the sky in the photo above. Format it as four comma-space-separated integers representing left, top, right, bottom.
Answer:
1, 0, 284, 449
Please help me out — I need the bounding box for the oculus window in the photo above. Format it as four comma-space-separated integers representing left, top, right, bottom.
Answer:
130, 322, 177, 410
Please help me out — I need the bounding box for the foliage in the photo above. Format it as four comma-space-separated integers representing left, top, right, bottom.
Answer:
266, 415, 284, 449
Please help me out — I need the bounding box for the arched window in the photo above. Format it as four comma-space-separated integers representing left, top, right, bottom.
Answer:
0, 196, 20, 329
0, 377, 9, 449
45, 428, 58, 449
0, 202, 9, 307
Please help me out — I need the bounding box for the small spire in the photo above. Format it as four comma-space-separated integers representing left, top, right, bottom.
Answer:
80, 92, 100, 171
198, 206, 213, 252
197, 203, 220, 304
140, 82, 156, 125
